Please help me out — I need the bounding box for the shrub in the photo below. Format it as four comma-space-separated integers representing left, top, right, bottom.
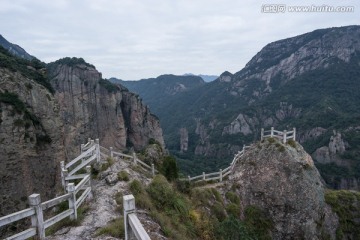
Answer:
287, 139, 297, 148
226, 203, 241, 217
96, 217, 124, 238
117, 170, 129, 181
225, 191, 240, 205
129, 179, 144, 195
244, 205, 273, 239
160, 156, 179, 181
325, 190, 360, 239
216, 216, 251, 240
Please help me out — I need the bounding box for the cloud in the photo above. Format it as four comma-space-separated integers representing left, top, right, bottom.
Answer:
0, 0, 359, 79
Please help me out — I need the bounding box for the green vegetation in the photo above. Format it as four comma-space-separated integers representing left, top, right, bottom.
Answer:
0, 46, 54, 93
101, 157, 114, 171
160, 155, 179, 181
325, 190, 360, 239
45, 203, 90, 236
99, 79, 119, 93
96, 217, 125, 238
48, 57, 95, 68
0, 91, 52, 146
117, 170, 129, 182
127, 175, 273, 239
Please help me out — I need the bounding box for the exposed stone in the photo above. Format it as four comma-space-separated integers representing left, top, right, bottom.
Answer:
222, 113, 252, 135
229, 139, 338, 239
298, 127, 327, 143
312, 146, 331, 164
48, 62, 165, 158
0, 68, 65, 221
179, 127, 188, 152
329, 131, 346, 155
105, 173, 119, 186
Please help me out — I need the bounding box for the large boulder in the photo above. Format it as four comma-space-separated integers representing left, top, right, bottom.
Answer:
229, 138, 338, 239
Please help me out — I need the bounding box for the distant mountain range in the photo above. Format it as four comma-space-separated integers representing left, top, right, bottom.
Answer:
183, 73, 218, 82
0, 34, 33, 60
117, 25, 360, 190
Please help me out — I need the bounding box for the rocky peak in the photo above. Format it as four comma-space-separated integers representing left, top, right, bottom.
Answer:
218, 71, 233, 82
47, 58, 165, 157
229, 138, 338, 239
238, 26, 360, 82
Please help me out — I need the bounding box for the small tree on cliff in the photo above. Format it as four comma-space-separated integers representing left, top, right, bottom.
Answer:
160, 156, 179, 181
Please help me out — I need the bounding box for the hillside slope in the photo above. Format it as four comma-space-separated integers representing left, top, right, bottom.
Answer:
131, 25, 360, 189
0, 44, 165, 236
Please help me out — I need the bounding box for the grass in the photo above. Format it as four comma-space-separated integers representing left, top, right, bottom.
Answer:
101, 157, 114, 171
45, 203, 90, 236
325, 190, 360, 239
117, 170, 129, 181
96, 217, 124, 238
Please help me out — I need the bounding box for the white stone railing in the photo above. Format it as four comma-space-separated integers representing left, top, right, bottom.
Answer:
0, 139, 96, 240
100, 146, 158, 177
184, 145, 250, 183
123, 195, 151, 240
261, 127, 296, 143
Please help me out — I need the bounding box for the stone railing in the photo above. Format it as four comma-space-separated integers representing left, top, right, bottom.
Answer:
261, 127, 296, 143
185, 145, 250, 183
100, 146, 158, 177
123, 195, 151, 240
0, 139, 96, 240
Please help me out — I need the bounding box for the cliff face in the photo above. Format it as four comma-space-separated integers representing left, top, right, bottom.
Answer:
229, 138, 338, 239
0, 67, 65, 218
0, 47, 164, 236
48, 59, 164, 158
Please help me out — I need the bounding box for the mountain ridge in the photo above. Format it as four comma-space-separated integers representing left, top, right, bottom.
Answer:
121, 25, 360, 190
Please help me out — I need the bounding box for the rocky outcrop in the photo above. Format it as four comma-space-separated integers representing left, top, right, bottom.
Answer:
312, 131, 348, 165
0, 68, 65, 219
229, 138, 338, 239
236, 26, 360, 86
48, 60, 164, 158
179, 127, 188, 152
222, 113, 253, 136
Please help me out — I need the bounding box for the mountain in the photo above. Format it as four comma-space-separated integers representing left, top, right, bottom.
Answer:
183, 73, 219, 82
110, 74, 205, 115
127, 25, 360, 190
0, 47, 164, 229
0, 34, 34, 60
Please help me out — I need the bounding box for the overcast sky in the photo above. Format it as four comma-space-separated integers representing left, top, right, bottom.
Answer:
0, 0, 358, 80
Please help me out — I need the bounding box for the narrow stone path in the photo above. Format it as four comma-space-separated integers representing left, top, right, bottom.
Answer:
46, 157, 166, 240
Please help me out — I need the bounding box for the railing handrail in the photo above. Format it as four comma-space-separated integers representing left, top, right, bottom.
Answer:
1, 139, 97, 240
65, 145, 96, 169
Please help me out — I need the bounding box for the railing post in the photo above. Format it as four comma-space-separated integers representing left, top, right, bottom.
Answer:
63, 169, 68, 192
132, 152, 137, 165
219, 169, 223, 182
60, 161, 65, 188
90, 139, 94, 146
283, 130, 287, 144
123, 195, 136, 240
81, 144, 84, 153
203, 172, 205, 181
261, 128, 264, 140
151, 164, 155, 176
67, 183, 77, 220
110, 147, 113, 158
188, 175, 191, 182
88, 138, 91, 144
29, 194, 45, 240
271, 127, 274, 137
95, 139, 100, 163
86, 165, 93, 199
243, 144, 246, 153
293, 128, 296, 141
